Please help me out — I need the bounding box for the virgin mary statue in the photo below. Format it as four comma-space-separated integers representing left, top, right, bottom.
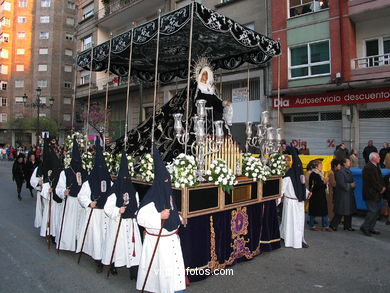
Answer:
112, 58, 233, 161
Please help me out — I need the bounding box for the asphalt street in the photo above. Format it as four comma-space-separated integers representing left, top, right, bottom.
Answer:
1, 160, 389, 293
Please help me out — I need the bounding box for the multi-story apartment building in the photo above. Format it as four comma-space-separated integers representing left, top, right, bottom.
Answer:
75, 0, 273, 145
0, 0, 77, 146
272, 0, 390, 163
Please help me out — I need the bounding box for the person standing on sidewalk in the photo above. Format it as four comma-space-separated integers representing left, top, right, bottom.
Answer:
360, 152, 386, 236
12, 153, 26, 201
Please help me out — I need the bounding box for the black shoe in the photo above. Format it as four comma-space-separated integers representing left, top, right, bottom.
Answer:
385, 221, 390, 225
344, 227, 355, 231
110, 266, 118, 275
360, 227, 371, 236
51, 236, 56, 244
95, 260, 103, 273
129, 266, 138, 280
369, 230, 380, 235
30, 192, 34, 198
330, 225, 337, 231
18, 194, 22, 201
302, 242, 309, 248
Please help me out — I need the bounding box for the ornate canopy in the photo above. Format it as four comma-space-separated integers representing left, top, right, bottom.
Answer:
76, 2, 280, 83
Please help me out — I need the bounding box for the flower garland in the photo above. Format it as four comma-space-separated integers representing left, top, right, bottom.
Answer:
137, 153, 154, 183
268, 152, 287, 177
206, 159, 237, 193
103, 151, 116, 175
167, 153, 198, 188
64, 131, 87, 150
242, 154, 270, 182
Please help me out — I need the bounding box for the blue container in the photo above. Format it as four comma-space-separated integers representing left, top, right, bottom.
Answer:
351, 167, 390, 210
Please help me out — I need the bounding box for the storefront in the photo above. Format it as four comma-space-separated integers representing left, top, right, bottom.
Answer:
273, 87, 390, 159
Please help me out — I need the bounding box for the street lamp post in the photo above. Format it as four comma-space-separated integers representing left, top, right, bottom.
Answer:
23, 87, 55, 146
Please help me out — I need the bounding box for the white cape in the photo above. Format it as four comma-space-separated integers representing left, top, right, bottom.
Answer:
101, 193, 142, 268
40, 182, 61, 238
136, 202, 185, 293
30, 167, 43, 228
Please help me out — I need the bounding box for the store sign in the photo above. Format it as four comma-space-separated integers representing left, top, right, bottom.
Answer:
232, 88, 249, 103
272, 87, 390, 108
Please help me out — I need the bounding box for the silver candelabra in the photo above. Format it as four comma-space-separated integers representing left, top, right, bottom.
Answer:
173, 99, 224, 182
246, 111, 282, 164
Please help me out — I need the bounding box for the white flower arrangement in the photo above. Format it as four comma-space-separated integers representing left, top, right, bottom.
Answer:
81, 151, 94, 172
167, 153, 198, 188
64, 131, 87, 151
137, 153, 154, 183
268, 152, 287, 177
206, 158, 237, 193
242, 154, 270, 182
103, 151, 116, 175
114, 153, 135, 177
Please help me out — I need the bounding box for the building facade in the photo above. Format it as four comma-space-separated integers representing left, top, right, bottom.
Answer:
271, 0, 390, 165
0, 0, 77, 147
75, 0, 273, 147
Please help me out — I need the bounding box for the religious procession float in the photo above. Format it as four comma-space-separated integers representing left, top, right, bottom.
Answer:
74, 2, 282, 281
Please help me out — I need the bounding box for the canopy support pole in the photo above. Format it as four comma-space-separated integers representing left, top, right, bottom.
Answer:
85, 45, 94, 151
184, 1, 195, 154
246, 63, 250, 123
124, 31, 134, 151
71, 55, 78, 133
151, 10, 162, 153
103, 33, 113, 147
277, 52, 281, 128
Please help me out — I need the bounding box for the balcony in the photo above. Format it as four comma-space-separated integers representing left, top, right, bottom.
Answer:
349, 0, 390, 22
97, 0, 166, 31
351, 54, 390, 81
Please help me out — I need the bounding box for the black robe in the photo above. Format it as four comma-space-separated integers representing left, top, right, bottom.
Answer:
308, 172, 328, 217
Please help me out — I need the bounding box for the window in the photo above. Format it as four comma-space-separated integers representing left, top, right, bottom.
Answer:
40, 16, 50, 23
365, 36, 390, 67
0, 33, 9, 42
15, 97, 25, 104
2, 1, 11, 11
1, 81, 7, 90
16, 65, 24, 72
15, 80, 24, 88
0, 65, 8, 74
64, 81, 72, 88
39, 32, 49, 39
38, 64, 47, 71
81, 35, 92, 50
38, 80, 47, 88
65, 34, 74, 41
39, 48, 48, 55
39, 97, 46, 104
41, 0, 51, 7
1, 17, 11, 27
64, 97, 71, 104
142, 106, 154, 121
19, 1, 28, 7
289, 0, 329, 18
39, 113, 46, 117
65, 49, 73, 56
0, 97, 7, 107
16, 48, 25, 55
82, 3, 94, 20
80, 71, 90, 85
66, 17, 74, 26
15, 113, 24, 119
244, 23, 255, 30
289, 40, 330, 79
17, 32, 26, 39
63, 114, 71, 121
64, 65, 72, 72
0, 48, 8, 58
18, 17, 27, 23
0, 113, 7, 122
67, 1, 75, 9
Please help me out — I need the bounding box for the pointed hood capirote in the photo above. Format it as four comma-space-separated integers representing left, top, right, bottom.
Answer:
110, 151, 138, 219
139, 144, 181, 232
65, 137, 88, 197
284, 146, 306, 201
88, 137, 112, 208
